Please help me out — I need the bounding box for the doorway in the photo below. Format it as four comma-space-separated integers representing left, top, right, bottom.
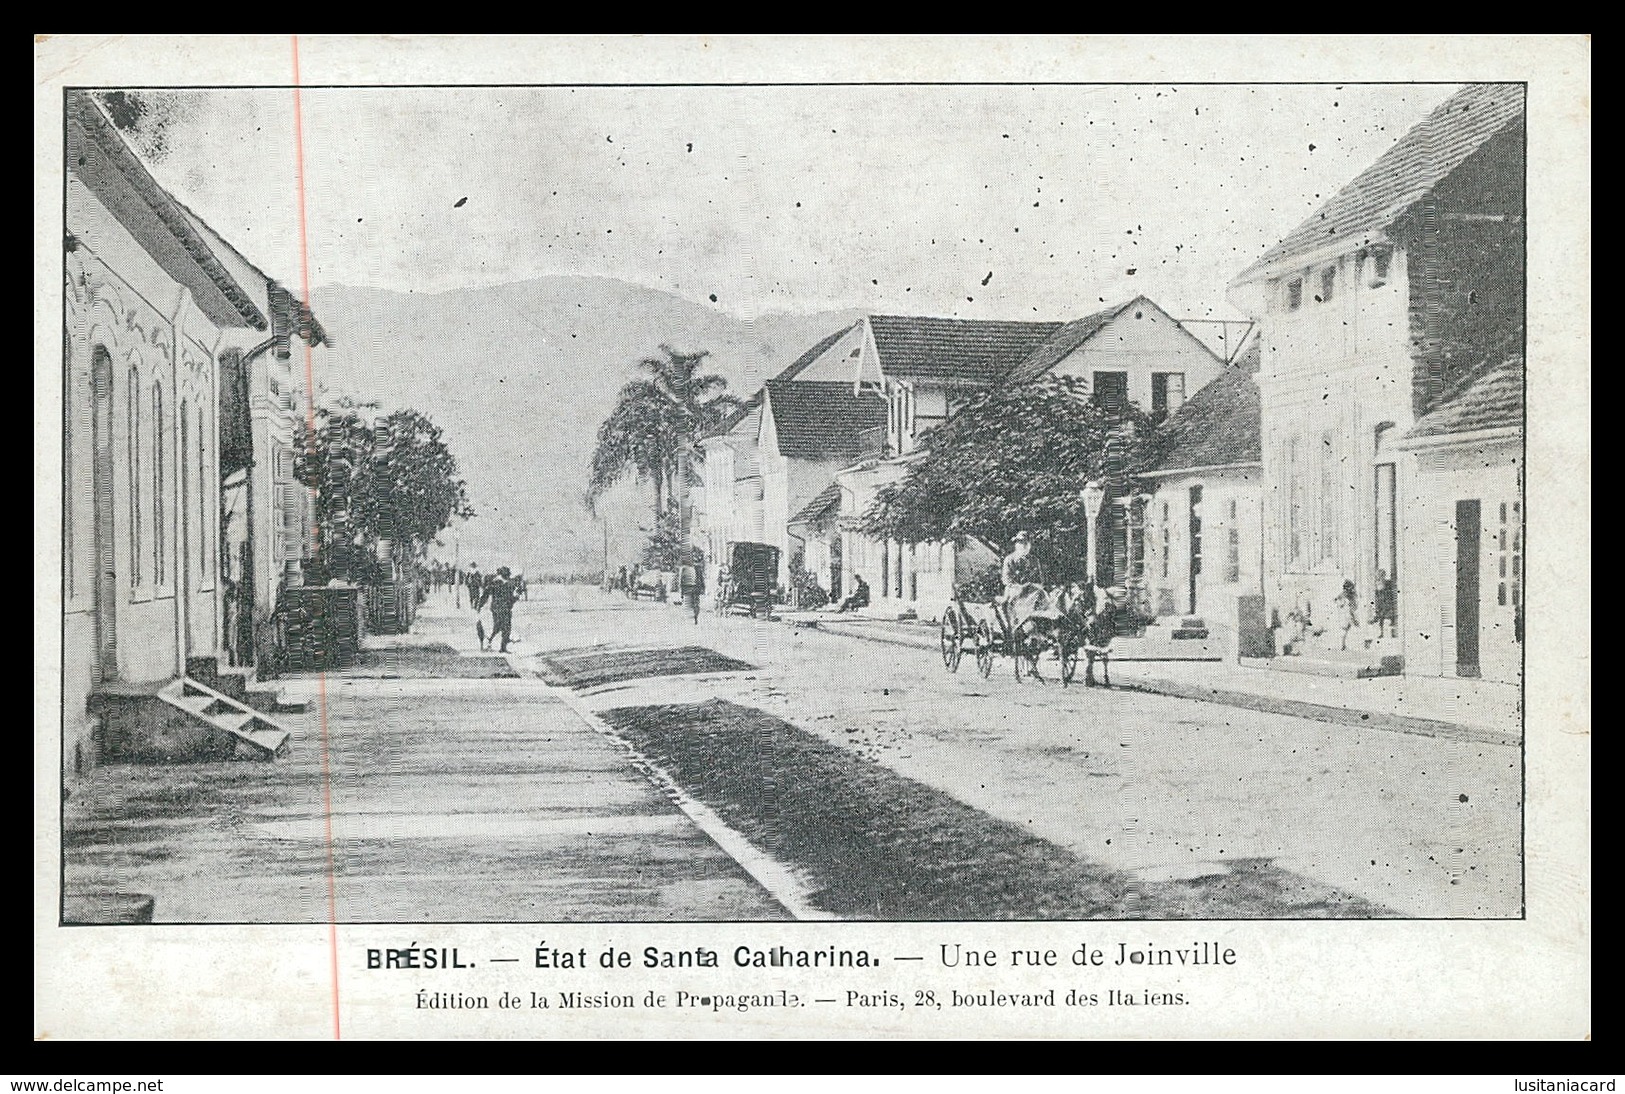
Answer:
1454, 499, 1481, 677
1375, 462, 1398, 631
90, 348, 116, 681
1188, 485, 1203, 615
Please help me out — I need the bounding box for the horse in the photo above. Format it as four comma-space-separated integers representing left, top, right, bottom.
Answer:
1005, 580, 1102, 684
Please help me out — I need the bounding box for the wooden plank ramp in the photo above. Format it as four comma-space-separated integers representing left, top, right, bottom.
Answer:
158, 678, 292, 759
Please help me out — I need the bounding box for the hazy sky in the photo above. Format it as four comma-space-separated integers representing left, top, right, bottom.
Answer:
121, 83, 1458, 324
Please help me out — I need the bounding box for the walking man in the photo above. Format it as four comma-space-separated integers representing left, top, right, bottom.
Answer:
486, 566, 520, 653
679, 549, 706, 624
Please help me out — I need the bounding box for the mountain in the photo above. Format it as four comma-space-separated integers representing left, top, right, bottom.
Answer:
306, 277, 861, 576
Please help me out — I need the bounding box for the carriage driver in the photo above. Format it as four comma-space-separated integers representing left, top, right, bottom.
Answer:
1001, 530, 1045, 592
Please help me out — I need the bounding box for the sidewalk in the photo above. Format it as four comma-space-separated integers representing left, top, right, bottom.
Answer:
786, 611, 1520, 746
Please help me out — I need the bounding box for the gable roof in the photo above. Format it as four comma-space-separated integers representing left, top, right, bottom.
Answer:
177, 204, 329, 349
1007, 297, 1145, 384
774, 323, 861, 383
697, 324, 857, 445
66, 90, 268, 331
764, 379, 887, 462
1405, 352, 1524, 439
867, 314, 1063, 385
1144, 353, 1262, 474
1233, 83, 1526, 284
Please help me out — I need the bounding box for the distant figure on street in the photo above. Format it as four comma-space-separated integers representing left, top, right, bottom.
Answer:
465, 563, 483, 608
628, 563, 643, 599
485, 566, 520, 653
679, 550, 706, 624
617, 565, 628, 594
1373, 570, 1397, 639
836, 573, 870, 613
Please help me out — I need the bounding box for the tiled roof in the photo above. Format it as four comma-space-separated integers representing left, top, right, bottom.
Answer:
1144, 357, 1262, 474
868, 314, 1063, 385
765, 379, 887, 462
789, 483, 842, 525
699, 325, 857, 444
1406, 353, 1524, 439
1007, 298, 1141, 384
66, 91, 268, 331
1233, 83, 1525, 283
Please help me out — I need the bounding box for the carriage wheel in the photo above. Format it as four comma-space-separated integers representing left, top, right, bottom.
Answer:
1013, 620, 1044, 683
974, 622, 995, 678
1060, 640, 1080, 686
940, 613, 963, 673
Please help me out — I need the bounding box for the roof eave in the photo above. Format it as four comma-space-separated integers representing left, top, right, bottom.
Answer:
1231, 227, 1402, 288
1395, 424, 1522, 451
1139, 460, 1263, 479
67, 92, 269, 331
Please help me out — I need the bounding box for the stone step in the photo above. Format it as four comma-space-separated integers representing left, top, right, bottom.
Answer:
1243, 653, 1404, 679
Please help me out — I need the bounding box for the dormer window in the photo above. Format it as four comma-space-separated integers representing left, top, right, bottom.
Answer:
1286, 278, 1303, 311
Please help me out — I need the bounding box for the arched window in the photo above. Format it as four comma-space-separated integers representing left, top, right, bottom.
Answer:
153, 381, 165, 586
128, 365, 142, 588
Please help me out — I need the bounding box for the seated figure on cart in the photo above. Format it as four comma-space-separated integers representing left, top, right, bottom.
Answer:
999, 531, 1055, 629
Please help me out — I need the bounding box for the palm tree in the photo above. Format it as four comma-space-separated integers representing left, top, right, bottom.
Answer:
587, 345, 744, 519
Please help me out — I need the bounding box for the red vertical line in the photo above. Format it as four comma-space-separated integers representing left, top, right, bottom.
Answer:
291, 33, 342, 1042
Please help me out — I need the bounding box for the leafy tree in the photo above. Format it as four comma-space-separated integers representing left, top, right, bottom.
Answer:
859, 375, 1161, 559
587, 345, 744, 519
294, 402, 474, 578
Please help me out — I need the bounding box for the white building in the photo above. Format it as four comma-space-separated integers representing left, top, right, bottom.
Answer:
1136, 339, 1265, 653
817, 302, 1228, 617
808, 315, 1062, 616
62, 91, 318, 782
1227, 83, 1524, 679
689, 325, 857, 590
759, 379, 886, 591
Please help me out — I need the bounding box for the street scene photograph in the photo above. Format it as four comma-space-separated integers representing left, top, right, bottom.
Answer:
56, 73, 1527, 925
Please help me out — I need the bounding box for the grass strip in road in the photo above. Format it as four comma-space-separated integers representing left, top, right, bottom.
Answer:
348, 647, 520, 679
533, 646, 756, 689
598, 699, 1397, 920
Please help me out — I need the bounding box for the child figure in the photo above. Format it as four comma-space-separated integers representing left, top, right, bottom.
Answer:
1332, 579, 1360, 651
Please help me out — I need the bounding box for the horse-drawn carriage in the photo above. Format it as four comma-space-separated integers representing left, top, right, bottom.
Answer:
939, 581, 1116, 686
713, 541, 780, 619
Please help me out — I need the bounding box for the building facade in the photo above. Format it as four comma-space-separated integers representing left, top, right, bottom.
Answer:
758, 379, 887, 591
1395, 355, 1524, 684
63, 89, 323, 780
1137, 341, 1265, 650
63, 91, 264, 781
810, 314, 1062, 617
1227, 82, 1525, 677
